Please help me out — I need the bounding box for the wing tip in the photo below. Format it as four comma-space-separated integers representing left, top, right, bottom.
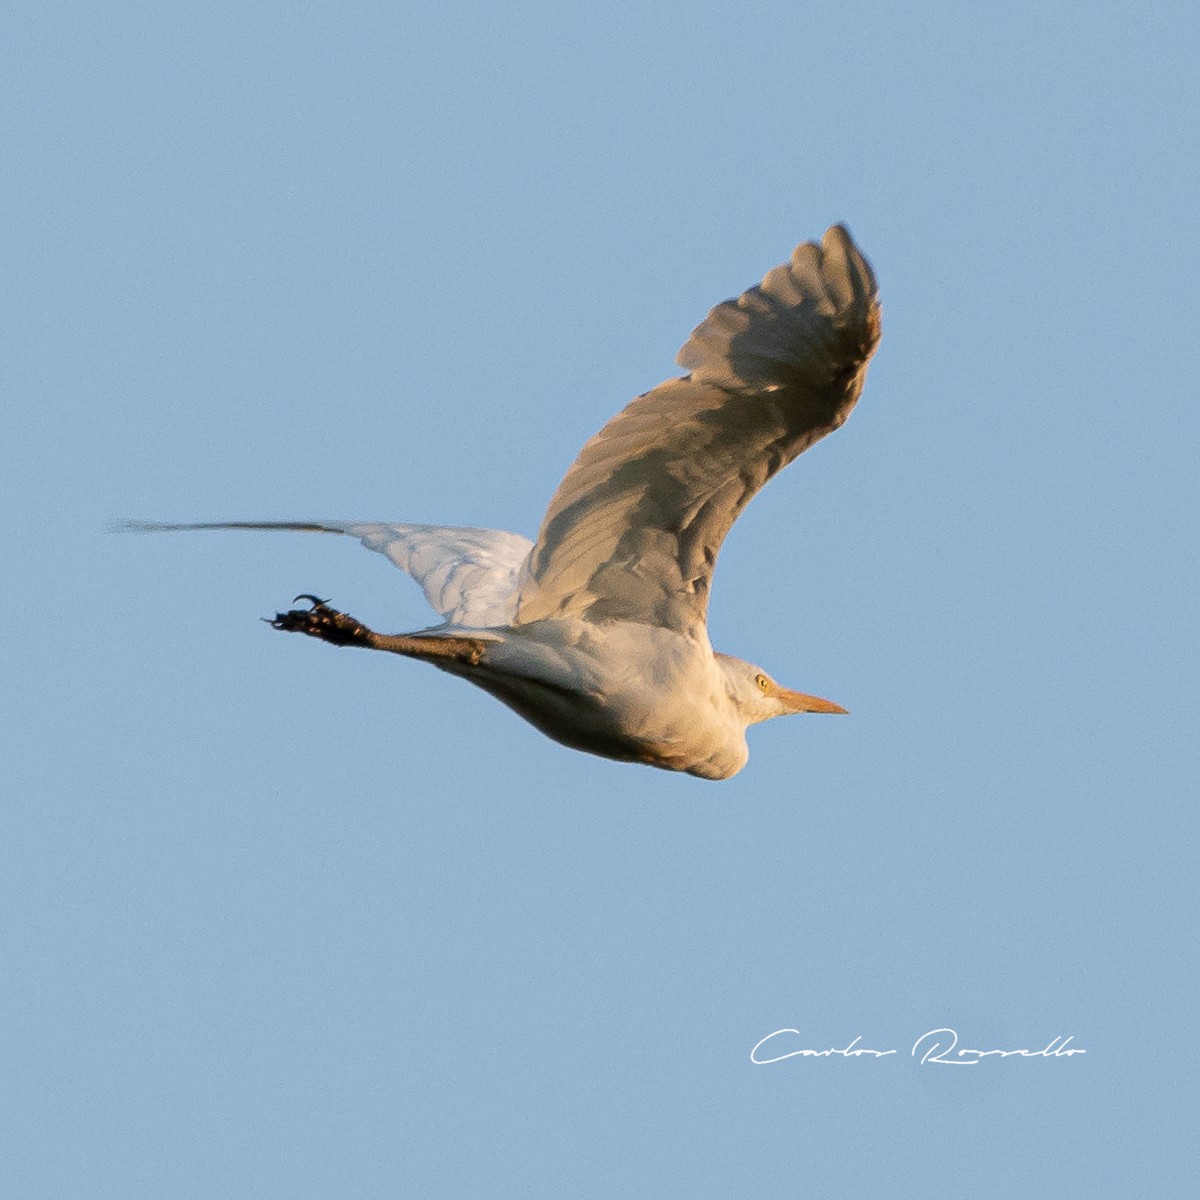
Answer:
676, 224, 880, 387
112, 519, 350, 535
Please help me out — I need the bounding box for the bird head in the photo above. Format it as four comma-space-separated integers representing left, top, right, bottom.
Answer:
718, 655, 847, 726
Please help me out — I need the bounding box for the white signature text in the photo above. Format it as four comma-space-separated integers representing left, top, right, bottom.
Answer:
751, 1027, 1085, 1066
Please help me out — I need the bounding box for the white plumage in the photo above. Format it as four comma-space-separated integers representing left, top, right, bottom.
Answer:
135, 225, 881, 779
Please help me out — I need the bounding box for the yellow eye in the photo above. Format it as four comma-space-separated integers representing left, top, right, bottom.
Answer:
755, 674, 769, 691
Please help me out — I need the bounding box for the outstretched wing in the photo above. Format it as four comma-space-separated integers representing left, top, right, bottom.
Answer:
127, 521, 532, 627
515, 224, 880, 638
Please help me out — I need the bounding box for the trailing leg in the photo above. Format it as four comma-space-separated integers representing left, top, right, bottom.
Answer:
269, 596, 488, 665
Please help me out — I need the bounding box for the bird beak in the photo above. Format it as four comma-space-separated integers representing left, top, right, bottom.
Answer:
779, 688, 848, 715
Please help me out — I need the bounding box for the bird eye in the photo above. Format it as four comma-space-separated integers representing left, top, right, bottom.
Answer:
755, 674, 769, 691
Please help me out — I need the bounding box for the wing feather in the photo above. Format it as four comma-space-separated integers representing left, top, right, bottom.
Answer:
126, 520, 532, 627
515, 224, 880, 636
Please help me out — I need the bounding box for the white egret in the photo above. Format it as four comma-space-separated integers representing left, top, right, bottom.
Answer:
137, 225, 880, 778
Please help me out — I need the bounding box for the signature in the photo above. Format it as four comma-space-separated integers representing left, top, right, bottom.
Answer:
751, 1028, 1085, 1066
910, 1028, 1085, 1065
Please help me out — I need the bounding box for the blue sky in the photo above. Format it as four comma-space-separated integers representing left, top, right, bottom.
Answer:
4, 2, 1197, 1196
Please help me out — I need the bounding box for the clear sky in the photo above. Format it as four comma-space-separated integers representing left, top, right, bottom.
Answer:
4, 2, 1197, 1197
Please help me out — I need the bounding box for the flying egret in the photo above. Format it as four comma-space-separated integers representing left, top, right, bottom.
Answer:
137, 225, 880, 779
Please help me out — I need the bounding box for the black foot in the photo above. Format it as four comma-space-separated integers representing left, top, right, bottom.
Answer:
269, 595, 372, 647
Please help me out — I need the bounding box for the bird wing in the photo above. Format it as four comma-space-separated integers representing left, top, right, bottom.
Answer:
127, 520, 532, 627
514, 224, 881, 637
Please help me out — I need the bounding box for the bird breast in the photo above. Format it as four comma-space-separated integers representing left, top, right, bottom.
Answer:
441, 619, 750, 779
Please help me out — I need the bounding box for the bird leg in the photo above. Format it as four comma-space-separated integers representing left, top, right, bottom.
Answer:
269, 596, 489, 665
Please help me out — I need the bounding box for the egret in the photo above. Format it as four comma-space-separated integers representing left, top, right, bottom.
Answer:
137, 225, 880, 779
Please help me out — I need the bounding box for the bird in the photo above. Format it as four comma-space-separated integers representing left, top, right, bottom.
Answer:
134, 225, 880, 779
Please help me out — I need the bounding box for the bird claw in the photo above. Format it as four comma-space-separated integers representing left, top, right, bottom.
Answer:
269, 596, 371, 646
